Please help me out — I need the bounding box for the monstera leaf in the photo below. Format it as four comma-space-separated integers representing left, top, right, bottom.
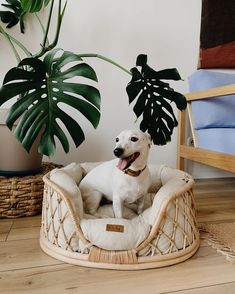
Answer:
126, 54, 187, 145
0, 0, 26, 33
20, 0, 51, 13
0, 49, 101, 156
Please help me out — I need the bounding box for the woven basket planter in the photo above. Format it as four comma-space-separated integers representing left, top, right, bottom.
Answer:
40, 163, 200, 270
0, 162, 61, 218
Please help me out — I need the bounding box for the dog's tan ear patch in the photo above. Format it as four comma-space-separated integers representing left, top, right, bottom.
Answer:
145, 132, 152, 146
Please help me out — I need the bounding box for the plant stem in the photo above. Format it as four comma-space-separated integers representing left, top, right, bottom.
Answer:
41, 0, 54, 49
33, 0, 66, 59
35, 13, 49, 47
34, 0, 55, 58
0, 26, 21, 63
78, 53, 132, 76
6, 34, 32, 57
50, 0, 67, 48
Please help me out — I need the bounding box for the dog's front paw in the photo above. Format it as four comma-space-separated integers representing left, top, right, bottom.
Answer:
136, 197, 144, 215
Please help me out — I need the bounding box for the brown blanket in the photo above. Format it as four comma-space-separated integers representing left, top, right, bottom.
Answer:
199, 0, 235, 69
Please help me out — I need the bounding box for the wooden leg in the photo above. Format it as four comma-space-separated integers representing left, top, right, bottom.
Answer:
177, 110, 186, 171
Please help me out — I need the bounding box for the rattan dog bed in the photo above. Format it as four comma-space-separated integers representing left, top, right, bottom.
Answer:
0, 162, 61, 218
40, 163, 200, 270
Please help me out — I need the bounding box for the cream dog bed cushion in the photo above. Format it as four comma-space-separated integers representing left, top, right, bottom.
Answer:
49, 162, 192, 252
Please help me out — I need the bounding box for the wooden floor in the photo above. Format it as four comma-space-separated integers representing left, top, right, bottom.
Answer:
0, 178, 235, 294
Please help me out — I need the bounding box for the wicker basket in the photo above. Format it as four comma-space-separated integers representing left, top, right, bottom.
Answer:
40, 164, 200, 270
0, 162, 61, 218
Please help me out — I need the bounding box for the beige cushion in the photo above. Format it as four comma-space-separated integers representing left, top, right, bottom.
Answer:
50, 162, 193, 252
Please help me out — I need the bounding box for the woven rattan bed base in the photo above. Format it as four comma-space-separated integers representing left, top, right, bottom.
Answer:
0, 162, 61, 218
40, 163, 200, 270
40, 233, 200, 270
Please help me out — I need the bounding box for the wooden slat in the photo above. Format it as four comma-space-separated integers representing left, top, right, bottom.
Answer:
0, 238, 63, 272
11, 215, 41, 229
185, 84, 235, 101
177, 110, 186, 170
0, 246, 235, 294
169, 282, 235, 294
180, 145, 235, 173
7, 226, 40, 241
0, 220, 13, 242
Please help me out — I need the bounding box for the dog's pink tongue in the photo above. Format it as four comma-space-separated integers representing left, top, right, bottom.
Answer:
117, 158, 128, 170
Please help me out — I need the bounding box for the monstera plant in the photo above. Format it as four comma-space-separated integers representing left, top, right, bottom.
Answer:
0, 0, 186, 158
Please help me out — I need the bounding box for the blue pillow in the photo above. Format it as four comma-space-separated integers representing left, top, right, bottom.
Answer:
188, 70, 235, 129
197, 128, 235, 155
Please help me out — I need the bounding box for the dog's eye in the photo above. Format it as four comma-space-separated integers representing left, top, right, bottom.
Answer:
116, 138, 119, 142
131, 137, 138, 142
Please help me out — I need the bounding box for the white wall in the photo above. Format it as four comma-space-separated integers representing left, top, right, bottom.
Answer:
3, 0, 226, 178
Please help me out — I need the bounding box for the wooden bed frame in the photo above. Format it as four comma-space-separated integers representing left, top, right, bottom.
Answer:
177, 84, 235, 173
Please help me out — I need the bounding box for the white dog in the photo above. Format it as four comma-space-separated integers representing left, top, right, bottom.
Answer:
79, 129, 151, 218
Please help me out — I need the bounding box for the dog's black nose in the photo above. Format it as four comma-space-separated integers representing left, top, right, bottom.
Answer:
113, 147, 124, 157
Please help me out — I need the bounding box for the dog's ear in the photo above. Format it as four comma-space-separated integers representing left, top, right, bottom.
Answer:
145, 132, 152, 147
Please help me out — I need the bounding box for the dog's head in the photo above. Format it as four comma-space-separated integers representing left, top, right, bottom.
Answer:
113, 129, 151, 171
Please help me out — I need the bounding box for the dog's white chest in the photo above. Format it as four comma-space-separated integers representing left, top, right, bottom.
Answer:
112, 169, 150, 203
